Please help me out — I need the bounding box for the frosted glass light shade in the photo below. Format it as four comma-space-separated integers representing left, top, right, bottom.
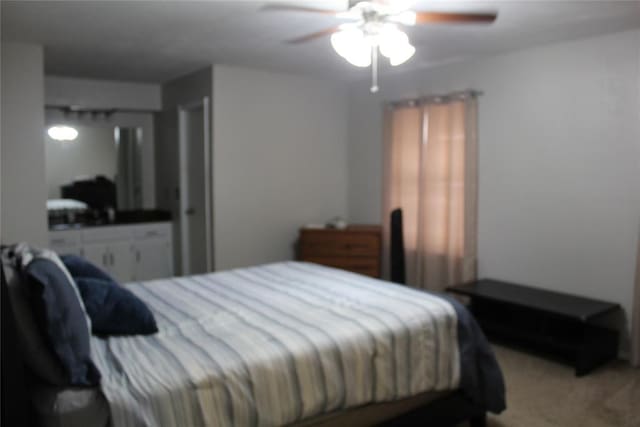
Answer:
378, 27, 415, 66
387, 42, 415, 66
331, 29, 372, 67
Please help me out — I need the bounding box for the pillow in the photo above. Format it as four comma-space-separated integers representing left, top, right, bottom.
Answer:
25, 257, 101, 386
76, 277, 158, 336
60, 254, 116, 285
1, 247, 67, 385
16, 245, 93, 333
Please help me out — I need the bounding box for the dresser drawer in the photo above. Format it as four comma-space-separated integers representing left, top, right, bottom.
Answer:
304, 256, 380, 278
299, 233, 380, 257
297, 225, 382, 278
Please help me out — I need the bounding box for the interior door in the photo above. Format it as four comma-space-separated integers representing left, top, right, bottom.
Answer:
178, 97, 212, 275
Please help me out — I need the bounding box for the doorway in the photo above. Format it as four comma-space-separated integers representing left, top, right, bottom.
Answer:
178, 97, 213, 275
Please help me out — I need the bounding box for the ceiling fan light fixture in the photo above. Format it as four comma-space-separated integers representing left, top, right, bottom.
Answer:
389, 10, 417, 26
387, 42, 415, 66
335, 9, 361, 20
378, 26, 415, 66
267, 1, 496, 92
330, 29, 372, 67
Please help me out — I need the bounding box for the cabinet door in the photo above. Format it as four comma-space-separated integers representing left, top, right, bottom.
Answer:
82, 243, 110, 272
108, 241, 134, 284
133, 238, 172, 281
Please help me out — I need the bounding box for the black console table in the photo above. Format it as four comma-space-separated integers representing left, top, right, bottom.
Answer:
447, 279, 621, 376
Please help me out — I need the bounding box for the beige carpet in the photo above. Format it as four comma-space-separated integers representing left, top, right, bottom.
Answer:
484, 345, 640, 427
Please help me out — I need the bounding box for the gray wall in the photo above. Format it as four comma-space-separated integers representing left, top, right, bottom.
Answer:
347, 30, 640, 341
157, 67, 213, 212
213, 65, 349, 270
45, 76, 161, 111
157, 66, 214, 273
1, 42, 47, 246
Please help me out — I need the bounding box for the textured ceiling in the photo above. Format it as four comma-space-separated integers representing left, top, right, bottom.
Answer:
2, 0, 639, 83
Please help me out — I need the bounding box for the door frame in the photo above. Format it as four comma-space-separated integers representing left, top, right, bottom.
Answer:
177, 96, 213, 275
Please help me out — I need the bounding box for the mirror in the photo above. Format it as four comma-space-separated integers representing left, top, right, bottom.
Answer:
45, 123, 144, 211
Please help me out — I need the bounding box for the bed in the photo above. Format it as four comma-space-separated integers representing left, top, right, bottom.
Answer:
3, 261, 505, 427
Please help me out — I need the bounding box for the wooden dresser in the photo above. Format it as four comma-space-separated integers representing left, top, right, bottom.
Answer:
297, 225, 382, 278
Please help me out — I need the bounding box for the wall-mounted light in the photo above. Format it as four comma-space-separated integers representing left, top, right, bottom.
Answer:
47, 125, 78, 141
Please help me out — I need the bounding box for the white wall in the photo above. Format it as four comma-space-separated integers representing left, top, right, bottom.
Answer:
213, 65, 349, 270
45, 76, 161, 111
1, 42, 48, 246
347, 30, 640, 341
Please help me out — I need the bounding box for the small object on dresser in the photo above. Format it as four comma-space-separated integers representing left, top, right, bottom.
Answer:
298, 225, 382, 278
326, 216, 348, 229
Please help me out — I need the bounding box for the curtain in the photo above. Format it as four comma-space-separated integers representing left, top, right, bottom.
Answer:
383, 95, 478, 292
632, 229, 640, 367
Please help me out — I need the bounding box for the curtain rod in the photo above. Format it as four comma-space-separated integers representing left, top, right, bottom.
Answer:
386, 89, 483, 109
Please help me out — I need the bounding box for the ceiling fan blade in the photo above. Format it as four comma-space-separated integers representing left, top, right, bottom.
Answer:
261, 3, 343, 16
415, 11, 497, 24
286, 26, 341, 44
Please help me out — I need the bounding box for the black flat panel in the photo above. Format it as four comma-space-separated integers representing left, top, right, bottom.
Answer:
448, 279, 621, 376
448, 279, 619, 322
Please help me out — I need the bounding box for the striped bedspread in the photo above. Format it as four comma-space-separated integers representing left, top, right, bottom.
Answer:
91, 262, 461, 427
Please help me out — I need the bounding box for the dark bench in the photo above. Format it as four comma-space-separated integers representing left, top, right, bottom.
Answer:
447, 279, 621, 376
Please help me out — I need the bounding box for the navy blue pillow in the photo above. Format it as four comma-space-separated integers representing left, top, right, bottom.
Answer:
25, 258, 101, 386
75, 277, 158, 336
60, 254, 116, 284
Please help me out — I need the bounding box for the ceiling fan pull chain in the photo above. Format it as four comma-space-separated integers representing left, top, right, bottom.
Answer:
370, 47, 379, 93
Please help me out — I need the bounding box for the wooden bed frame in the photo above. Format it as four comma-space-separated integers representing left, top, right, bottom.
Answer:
1, 268, 487, 427
297, 390, 487, 427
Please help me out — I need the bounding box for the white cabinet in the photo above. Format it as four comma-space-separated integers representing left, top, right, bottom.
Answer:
48, 229, 82, 256
80, 241, 135, 283
109, 241, 135, 283
81, 242, 111, 271
133, 238, 172, 280
49, 222, 173, 283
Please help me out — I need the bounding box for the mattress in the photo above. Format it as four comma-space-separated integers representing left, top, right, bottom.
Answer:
91, 261, 465, 427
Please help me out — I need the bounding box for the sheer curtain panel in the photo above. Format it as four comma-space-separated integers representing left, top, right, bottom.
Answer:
383, 94, 478, 292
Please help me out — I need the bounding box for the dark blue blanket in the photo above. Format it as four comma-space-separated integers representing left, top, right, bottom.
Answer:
443, 294, 506, 413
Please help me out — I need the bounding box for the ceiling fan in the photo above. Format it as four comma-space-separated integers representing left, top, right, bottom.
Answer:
262, 0, 497, 92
